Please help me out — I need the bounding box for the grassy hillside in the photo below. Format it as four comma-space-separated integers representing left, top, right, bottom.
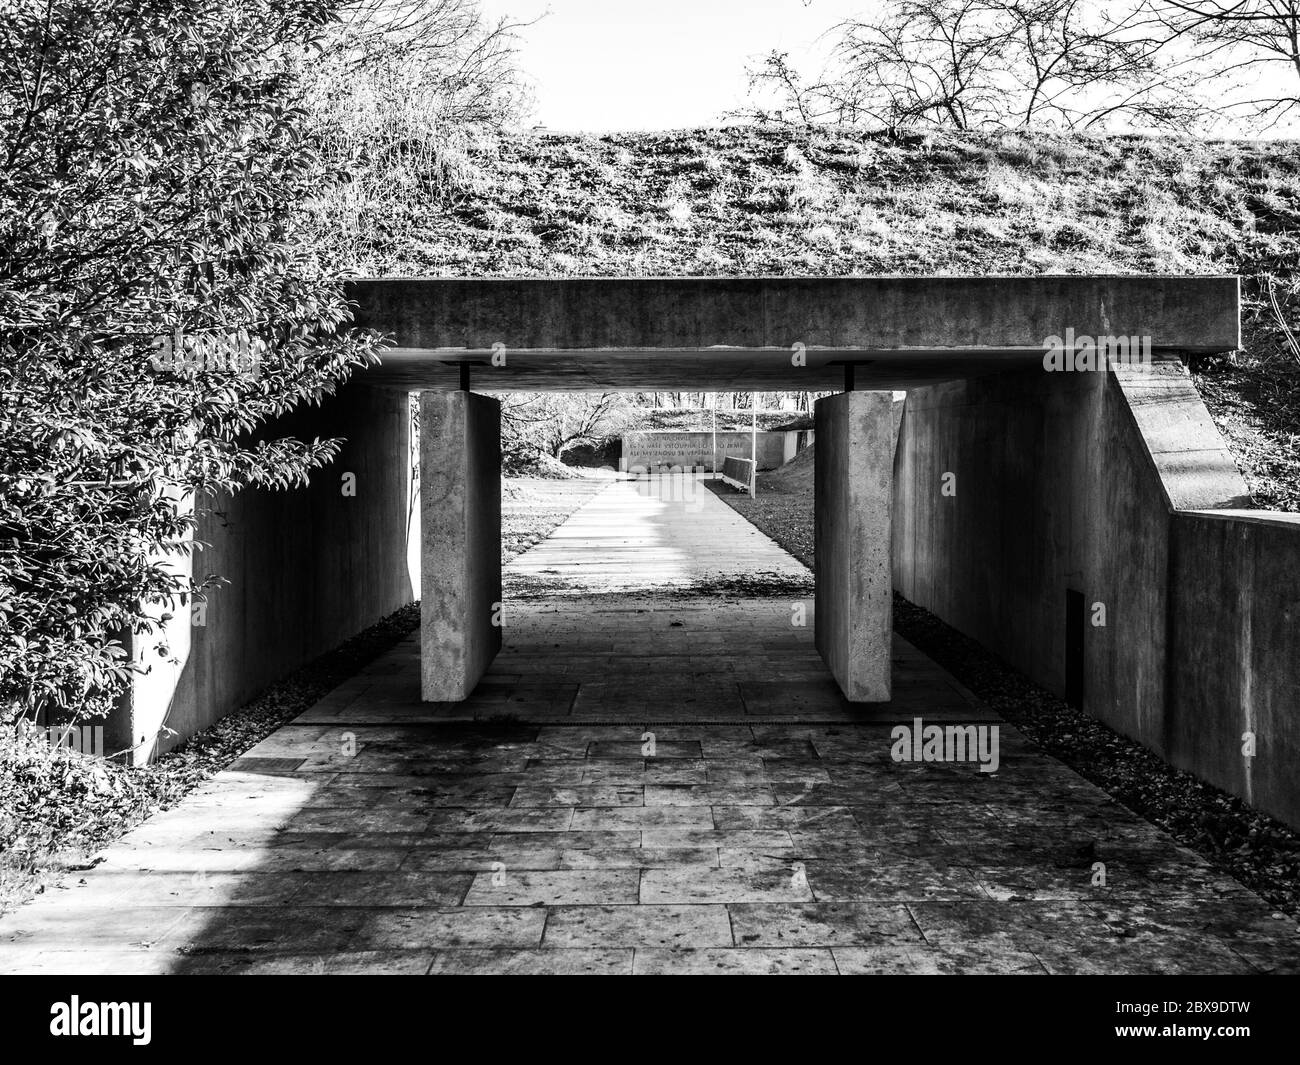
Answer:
329, 126, 1300, 509
636, 409, 807, 432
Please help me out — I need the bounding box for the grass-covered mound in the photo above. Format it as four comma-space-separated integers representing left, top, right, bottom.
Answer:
331, 126, 1300, 509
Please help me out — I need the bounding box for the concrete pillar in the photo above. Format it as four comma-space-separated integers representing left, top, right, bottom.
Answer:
421, 391, 502, 700
815, 391, 893, 701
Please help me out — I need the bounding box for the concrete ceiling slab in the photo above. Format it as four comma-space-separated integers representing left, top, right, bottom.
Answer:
345, 276, 1240, 392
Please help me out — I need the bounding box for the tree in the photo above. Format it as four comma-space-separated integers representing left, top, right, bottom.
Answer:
498, 393, 637, 467
1153, 0, 1300, 129
0, 0, 379, 731
742, 0, 1204, 132
303, 0, 532, 269
328, 0, 530, 117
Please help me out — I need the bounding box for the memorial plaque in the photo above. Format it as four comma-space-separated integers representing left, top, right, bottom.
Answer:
621, 430, 790, 471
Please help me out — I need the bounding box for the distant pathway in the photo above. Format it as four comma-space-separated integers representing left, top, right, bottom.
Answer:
0, 475, 1296, 974
507, 473, 808, 592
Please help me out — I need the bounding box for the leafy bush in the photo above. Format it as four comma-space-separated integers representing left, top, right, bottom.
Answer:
0, 0, 380, 732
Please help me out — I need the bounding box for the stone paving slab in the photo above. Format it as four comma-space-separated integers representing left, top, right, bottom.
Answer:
2, 478, 1298, 974
632, 948, 840, 975
425, 948, 634, 975
295, 600, 987, 726
4, 707, 1296, 974
541, 904, 734, 949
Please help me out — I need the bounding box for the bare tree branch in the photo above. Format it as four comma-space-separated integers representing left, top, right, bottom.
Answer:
737, 0, 1209, 133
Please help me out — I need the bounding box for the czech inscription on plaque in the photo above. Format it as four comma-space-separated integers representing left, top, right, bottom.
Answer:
622, 431, 791, 472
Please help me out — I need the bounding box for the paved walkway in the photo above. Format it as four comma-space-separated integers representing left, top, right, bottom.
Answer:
1, 477, 1297, 974
298, 476, 988, 726
508, 472, 808, 593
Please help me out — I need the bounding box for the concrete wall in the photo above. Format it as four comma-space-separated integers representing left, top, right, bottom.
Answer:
1169, 509, 1300, 825
110, 383, 417, 763
782, 430, 814, 464
622, 431, 792, 472
420, 391, 502, 701
815, 392, 893, 701
894, 360, 1300, 827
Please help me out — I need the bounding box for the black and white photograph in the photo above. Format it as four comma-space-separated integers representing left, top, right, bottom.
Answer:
1, 0, 1298, 1041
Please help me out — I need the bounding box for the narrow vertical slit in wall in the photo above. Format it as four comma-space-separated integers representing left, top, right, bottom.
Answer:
1065, 588, 1085, 708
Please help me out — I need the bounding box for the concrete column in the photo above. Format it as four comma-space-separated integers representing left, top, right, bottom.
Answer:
421, 391, 502, 700
815, 391, 893, 701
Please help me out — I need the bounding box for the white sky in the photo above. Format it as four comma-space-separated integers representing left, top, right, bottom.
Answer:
480, 0, 869, 132
478, 0, 1291, 137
